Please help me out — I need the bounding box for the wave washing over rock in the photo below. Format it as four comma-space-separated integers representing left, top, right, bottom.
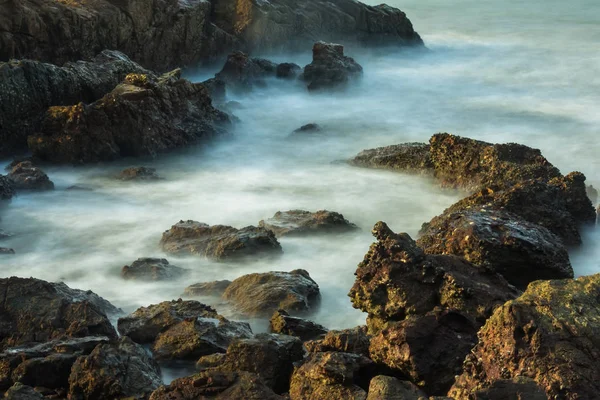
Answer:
0, 0, 599, 399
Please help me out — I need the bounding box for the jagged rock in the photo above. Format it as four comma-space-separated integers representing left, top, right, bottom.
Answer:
259, 210, 358, 237
369, 309, 478, 395
303, 42, 363, 91
3, 383, 44, 400
0, 50, 149, 156
29, 70, 230, 164
289, 351, 372, 400
304, 326, 370, 357
292, 123, 322, 135
417, 208, 573, 289
223, 269, 320, 317
348, 222, 519, 333
0, 248, 15, 255
349, 143, 433, 174
202, 78, 227, 102
120, 258, 187, 281
6, 162, 54, 191
366, 376, 427, 400
184, 280, 232, 297
276, 63, 302, 79
449, 274, 600, 400
149, 370, 283, 400
215, 52, 278, 91
0, 277, 118, 350
116, 166, 161, 181
68, 337, 162, 400
117, 299, 220, 344
269, 310, 328, 342
160, 220, 282, 261
197, 333, 303, 393
0, 176, 15, 200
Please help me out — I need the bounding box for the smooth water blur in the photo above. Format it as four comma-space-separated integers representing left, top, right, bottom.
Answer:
1, 0, 599, 335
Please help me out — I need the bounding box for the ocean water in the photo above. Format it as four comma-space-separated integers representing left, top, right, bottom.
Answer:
1, 0, 599, 337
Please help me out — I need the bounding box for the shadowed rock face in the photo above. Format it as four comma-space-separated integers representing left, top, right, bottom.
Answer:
259, 210, 359, 237
6, 161, 54, 191
29, 70, 230, 164
303, 42, 363, 91
270, 310, 329, 342
449, 274, 600, 400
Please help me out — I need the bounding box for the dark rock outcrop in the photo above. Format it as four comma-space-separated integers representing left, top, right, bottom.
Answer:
29, 70, 230, 164
214, 51, 278, 91
160, 220, 282, 261
292, 123, 322, 135
116, 166, 161, 181
223, 269, 320, 317
269, 310, 328, 342
68, 337, 162, 400
0, 50, 148, 156
259, 210, 358, 237
449, 274, 600, 400
304, 326, 370, 357
6, 162, 54, 191
183, 280, 232, 297
0, 277, 118, 350
276, 63, 302, 79
303, 42, 363, 91
0, 248, 15, 255
121, 258, 187, 281
0, 176, 15, 200
349, 143, 433, 174
366, 376, 427, 400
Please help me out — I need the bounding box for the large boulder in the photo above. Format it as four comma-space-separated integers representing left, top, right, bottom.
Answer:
269, 310, 328, 342
366, 376, 427, 400
120, 257, 188, 281
302, 42, 363, 91
349, 143, 434, 174
304, 326, 370, 357
223, 269, 321, 317
259, 210, 358, 237
6, 162, 54, 191
417, 208, 573, 289
160, 220, 282, 261
0, 277, 118, 350
449, 274, 600, 400
348, 222, 519, 333
68, 337, 162, 400
29, 70, 230, 164
0, 50, 148, 156
196, 333, 303, 393
149, 370, 283, 400
214, 51, 278, 92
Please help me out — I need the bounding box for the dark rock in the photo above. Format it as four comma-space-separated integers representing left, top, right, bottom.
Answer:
304, 326, 370, 357
449, 274, 600, 400
3, 383, 44, 400
117, 299, 220, 344
197, 333, 303, 393
349, 143, 433, 174
259, 210, 358, 237
183, 280, 232, 297
160, 220, 282, 261
0, 277, 118, 350
29, 70, 230, 164
289, 351, 372, 400
366, 376, 427, 400
586, 184, 598, 205
121, 258, 187, 281
223, 269, 321, 317
0, 176, 15, 200
0, 248, 15, 255
215, 52, 278, 91
292, 123, 322, 135
349, 222, 519, 333
68, 337, 162, 400
269, 310, 328, 342
303, 42, 363, 91
116, 166, 161, 181
417, 208, 573, 289
202, 77, 227, 102
6, 162, 53, 191
369, 309, 478, 395
0, 230, 11, 240
149, 370, 283, 400
65, 185, 93, 191
276, 63, 302, 79
469, 377, 547, 400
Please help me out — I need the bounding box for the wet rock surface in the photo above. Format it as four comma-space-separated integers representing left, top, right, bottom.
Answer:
269, 310, 328, 342
29, 70, 230, 164
121, 257, 188, 281
6, 162, 54, 191
349, 143, 434, 174
303, 42, 363, 91
304, 326, 370, 357
366, 376, 427, 400
117, 166, 161, 181
68, 337, 162, 400
184, 280, 233, 297
223, 269, 321, 317
0, 277, 118, 350
449, 274, 600, 400
160, 220, 282, 261
259, 209, 359, 237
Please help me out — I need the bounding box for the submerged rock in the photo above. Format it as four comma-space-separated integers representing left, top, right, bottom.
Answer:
449, 274, 600, 400
6, 162, 54, 191
0, 248, 15, 255
303, 42, 363, 91
0, 277, 118, 350
366, 376, 427, 400
0, 175, 15, 200
184, 280, 233, 297
223, 269, 321, 317
29, 70, 230, 164
121, 258, 188, 281
259, 210, 358, 237
304, 326, 370, 357
116, 166, 161, 181
276, 63, 302, 79
68, 337, 162, 400
269, 310, 328, 342
160, 220, 282, 261
215, 52, 278, 91
349, 143, 433, 174
292, 123, 322, 135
